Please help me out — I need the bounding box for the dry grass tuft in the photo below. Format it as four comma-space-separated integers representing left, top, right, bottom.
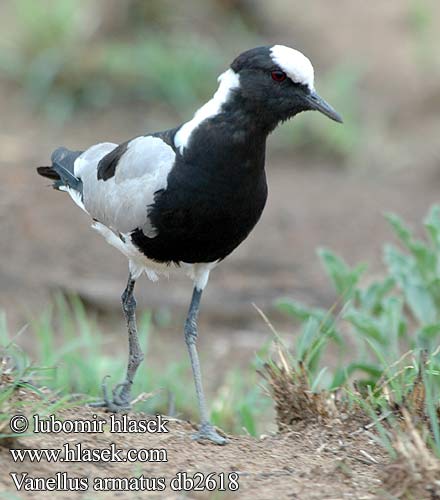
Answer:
374, 351, 436, 424
259, 345, 338, 431
382, 411, 440, 499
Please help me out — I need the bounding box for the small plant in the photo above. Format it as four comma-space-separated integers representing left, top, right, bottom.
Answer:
0, 1, 248, 121
276, 205, 440, 391
371, 362, 440, 499
260, 346, 338, 431
0, 296, 267, 436
0, 312, 65, 447
382, 416, 440, 499
267, 204, 440, 486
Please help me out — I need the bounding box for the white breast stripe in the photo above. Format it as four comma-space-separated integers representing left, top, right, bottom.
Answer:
174, 68, 240, 154
270, 45, 315, 90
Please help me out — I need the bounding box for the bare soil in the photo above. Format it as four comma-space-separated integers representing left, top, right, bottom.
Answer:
0, 399, 387, 499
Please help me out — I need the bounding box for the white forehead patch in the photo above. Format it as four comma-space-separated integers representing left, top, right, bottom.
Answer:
270, 45, 315, 90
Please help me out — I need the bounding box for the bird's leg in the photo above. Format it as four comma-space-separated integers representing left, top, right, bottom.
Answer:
90, 274, 144, 411
113, 275, 144, 406
185, 286, 227, 445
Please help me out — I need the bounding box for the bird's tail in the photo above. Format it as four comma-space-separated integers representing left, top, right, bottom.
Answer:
37, 147, 83, 192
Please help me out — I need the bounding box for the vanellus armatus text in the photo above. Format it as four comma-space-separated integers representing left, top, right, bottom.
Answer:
37, 45, 342, 445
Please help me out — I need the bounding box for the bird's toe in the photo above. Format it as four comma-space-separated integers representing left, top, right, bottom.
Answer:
88, 376, 132, 412
112, 382, 132, 407
88, 399, 131, 412
192, 423, 228, 445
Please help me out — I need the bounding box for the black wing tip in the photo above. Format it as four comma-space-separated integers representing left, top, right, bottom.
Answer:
97, 142, 129, 181
37, 166, 60, 180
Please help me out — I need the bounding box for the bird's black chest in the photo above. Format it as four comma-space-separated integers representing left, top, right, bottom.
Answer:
131, 151, 268, 264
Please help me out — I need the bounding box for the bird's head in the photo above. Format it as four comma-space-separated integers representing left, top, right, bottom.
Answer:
224, 45, 343, 131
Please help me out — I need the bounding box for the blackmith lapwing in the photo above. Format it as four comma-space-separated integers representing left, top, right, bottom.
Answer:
37, 45, 342, 444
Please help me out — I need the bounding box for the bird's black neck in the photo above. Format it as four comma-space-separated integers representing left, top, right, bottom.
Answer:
180, 109, 270, 176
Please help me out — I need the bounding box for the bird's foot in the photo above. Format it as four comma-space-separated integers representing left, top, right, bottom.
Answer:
89, 376, 132, 412
192, 422, 227, 445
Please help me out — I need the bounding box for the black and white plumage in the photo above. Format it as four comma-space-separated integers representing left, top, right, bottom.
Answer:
37, 45, 342, 445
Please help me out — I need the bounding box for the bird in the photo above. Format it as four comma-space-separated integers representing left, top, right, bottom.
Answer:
37, 44, 342, 445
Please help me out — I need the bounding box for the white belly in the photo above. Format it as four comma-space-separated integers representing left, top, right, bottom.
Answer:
91, 221, 217, 290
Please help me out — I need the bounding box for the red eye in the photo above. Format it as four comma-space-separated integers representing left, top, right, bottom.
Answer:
271, 70, 286, 82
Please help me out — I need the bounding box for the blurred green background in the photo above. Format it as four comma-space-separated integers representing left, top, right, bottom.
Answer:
2, 0, 440, 164
4, 0, 439, 162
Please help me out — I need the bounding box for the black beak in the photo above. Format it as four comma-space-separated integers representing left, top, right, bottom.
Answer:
305, 91, 343, 123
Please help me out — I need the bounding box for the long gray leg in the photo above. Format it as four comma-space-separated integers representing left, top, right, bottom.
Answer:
185, 287, 226, 445
90, 274, 144, 411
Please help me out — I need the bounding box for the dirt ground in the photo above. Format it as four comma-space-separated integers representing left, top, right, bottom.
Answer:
0, 392, 387, 500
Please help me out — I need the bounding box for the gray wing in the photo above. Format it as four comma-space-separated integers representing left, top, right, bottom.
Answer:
74, 136, 176, 236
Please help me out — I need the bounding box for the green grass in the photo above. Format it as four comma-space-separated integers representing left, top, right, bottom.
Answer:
0, 295, 269, 438
0, 311, 84, 443
0, 0, 250, 121
274, 204, 440, 459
